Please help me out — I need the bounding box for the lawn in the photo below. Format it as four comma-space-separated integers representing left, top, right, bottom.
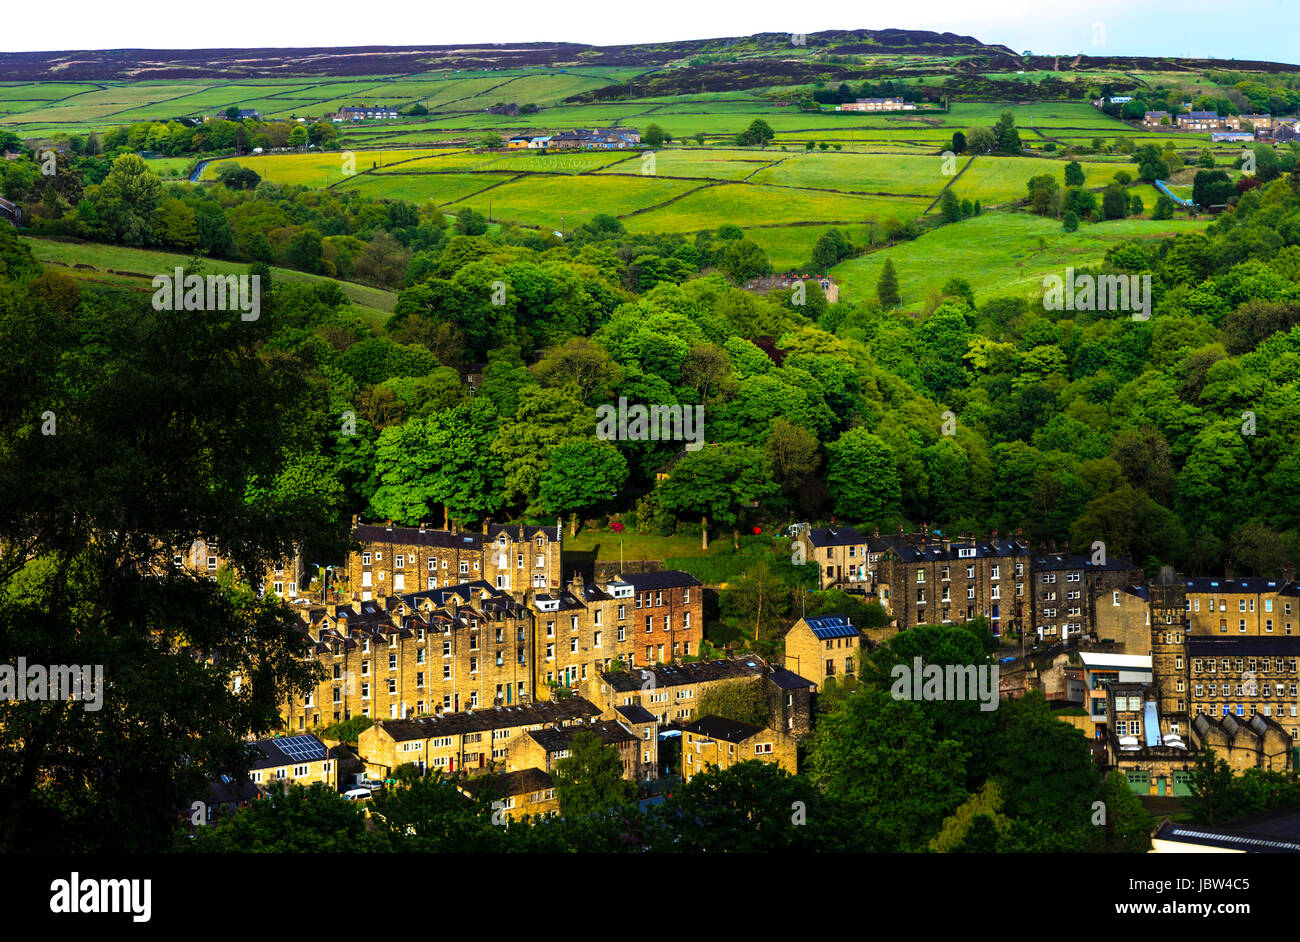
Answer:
830, 211, 1209, 307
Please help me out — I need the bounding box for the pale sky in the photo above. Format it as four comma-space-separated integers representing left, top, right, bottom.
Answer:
4, 0, 1297, 64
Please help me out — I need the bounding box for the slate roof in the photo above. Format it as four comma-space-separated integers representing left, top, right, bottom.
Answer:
615, 704, 656, 724
1188, 636, 1300, 656
602, 658, 764, 693
804, 526, 867, 547
681, 715, 764, 743
1030, 552, 1136, 572
768, 666, 814, 691
375, 698, 600, 741
622, 570, 702, 591
528, 719, 635, 753
1184, 577, 1293, 594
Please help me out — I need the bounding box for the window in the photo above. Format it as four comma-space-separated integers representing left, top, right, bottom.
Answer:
754, 743, 773, 755
459, 561, 469, 575
395, 554, 404, 569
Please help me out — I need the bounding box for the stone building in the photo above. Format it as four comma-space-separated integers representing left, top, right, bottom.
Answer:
345, 517, 564, 601
245, 734, 339, 791
680, 716, 798, 781
279, 566, 704, 730
878, 535, 1032, 636
356, 697, 601, 779
505, 719, 643, 781
458, 768, 559, 820
1182, 573, 1299, 637
1093, 584, 1152, 654
782, 614, 865, 688
1027, 551, 1141, 642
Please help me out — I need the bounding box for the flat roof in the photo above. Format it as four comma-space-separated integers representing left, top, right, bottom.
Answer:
1078, 652, 1152, 670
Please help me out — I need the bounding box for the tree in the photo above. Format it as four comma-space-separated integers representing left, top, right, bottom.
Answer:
89, 153, 163, 246
1101, 184, 1128, 220
1186, 749, 1238, 824
657, 444, 775, 549
454, 207, 489, 236
939, 188, 962, 224
642, 123, 666, 148
1064, 160, 1085, 187
876, 257, 900, 308
1152, 192, 1175, 220
764, 417, 820, 496
370, 397, 503, 527
480, 133, 504, 150
288, 126, 308, 149
0, 264, 329, 851
966, 126, 996, 154
1099, 770, 1154, 852
193, 783, 391, 852
1135, 143, 1170, 182
736, 119, 775, 147
1026, 174, 1062, 216
807, 685, 967, 851
825, 428, 901, 525
1129, 193, 1145, 216
286, 226, 324, 273
950, 130, 966, 154
1192, 169, 1235, 208
994, 111, 1022, 155
1062, 209, 1079, 232
553, 731, 637, 816
719, 238, 771, 283
536, 440, 629, 531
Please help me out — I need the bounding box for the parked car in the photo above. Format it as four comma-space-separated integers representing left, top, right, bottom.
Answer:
342, 787, 373, 801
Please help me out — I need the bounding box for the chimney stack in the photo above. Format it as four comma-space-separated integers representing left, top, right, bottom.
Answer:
1284, 561, 1296, 585
482, 518, 490, 535
351, 513, 360, 530
419, 522, 426, 534
385, 519, 392, 532
941, 536, 951, 554
1224, 558, 1234, 580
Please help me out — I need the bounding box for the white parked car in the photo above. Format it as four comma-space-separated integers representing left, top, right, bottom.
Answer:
342, 787, 373, 801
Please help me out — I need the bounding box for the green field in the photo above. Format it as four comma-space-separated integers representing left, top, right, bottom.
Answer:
445, 174, 703, 228
598, 148, 780, 180
338, 171, 520, 205
22, 237, 398, 327
198, 148, 449, 186
624, 183, 932, 232
830, 212, 1209, 307
748, 152, 953, 195
951, 156, 1141, 205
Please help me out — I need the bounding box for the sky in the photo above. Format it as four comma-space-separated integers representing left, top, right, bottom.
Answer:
4, 0, 1298, 64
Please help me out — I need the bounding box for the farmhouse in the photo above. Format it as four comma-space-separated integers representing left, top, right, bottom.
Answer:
1178, 111, 1228, 131
337, 105, 400, 120
680, 715, 797, 781
838, 97, 914, 112
1142, 111, 1170, 127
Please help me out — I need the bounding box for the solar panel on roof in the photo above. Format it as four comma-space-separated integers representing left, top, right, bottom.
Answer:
273, 735, 327, 763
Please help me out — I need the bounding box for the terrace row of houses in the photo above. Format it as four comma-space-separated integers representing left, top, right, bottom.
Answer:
1141, 109, 1300, 140
505, 127, 641, 150
793, 525, 1143, 642
205, 665, 804, 824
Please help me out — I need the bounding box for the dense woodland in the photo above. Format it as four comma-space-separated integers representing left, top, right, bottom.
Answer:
4, 155, 1300, 576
